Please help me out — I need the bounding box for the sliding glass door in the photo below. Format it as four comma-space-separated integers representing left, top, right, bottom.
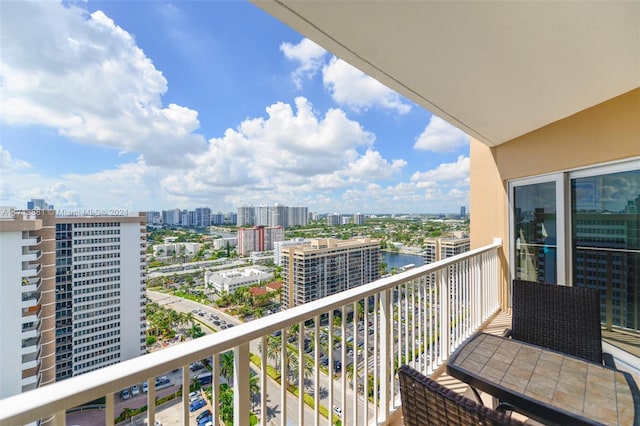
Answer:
571, 167, 639, 330
509, 160, 639, 331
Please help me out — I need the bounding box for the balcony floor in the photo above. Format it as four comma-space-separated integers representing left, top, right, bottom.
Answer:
391, 311, 640, 426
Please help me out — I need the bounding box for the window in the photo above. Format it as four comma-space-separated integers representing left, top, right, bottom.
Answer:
510, 159, 639, 331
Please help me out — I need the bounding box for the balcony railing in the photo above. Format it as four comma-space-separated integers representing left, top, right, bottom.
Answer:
0, 239, 502, 426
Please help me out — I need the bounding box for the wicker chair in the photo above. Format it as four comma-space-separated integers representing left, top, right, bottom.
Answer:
398, 365, 523, 426
507, 279, 614, 366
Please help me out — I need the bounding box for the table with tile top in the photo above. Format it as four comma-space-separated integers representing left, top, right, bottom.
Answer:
446, 332, 640, 426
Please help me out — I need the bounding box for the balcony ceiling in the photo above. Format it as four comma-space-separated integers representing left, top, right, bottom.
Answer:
251, 1, 640, 147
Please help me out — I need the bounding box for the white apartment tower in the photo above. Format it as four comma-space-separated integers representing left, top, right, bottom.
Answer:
55, 214, 147, 379
281, 238, 380, 308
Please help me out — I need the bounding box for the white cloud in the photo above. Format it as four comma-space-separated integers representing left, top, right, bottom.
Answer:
343, 150, 406, 181
322, 57, 411, 114
161, 97, 395, 199
0, 1, 207, 167
280, 38, 327, 89
0, 146, 31, 170
414, 116, 469, 152
411, 156, 469, 185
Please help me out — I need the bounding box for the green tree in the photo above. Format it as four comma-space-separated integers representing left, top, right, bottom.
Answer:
266, 334, 282, 369
249, 371, 260, 410
220, 351, 234, 386
219, 383, 234, 425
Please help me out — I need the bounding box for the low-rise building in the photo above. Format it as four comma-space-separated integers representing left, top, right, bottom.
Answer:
205, 266, 274, 294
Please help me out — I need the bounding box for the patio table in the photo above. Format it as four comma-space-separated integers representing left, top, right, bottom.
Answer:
446, 332, 640, 426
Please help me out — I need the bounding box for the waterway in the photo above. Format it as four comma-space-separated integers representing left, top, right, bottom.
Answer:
380, 251, 424, 269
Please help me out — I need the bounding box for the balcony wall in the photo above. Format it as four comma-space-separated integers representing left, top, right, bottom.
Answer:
0, 240, 502, 426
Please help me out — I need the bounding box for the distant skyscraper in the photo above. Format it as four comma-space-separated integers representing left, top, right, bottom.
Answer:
27, 198, 53, 211
237, 205, 308, 228
460, 206, 466, 218
237, 206, 255, 227
327, 213, 340, 226
354, 213, 366, 225
281, 238, 380, 308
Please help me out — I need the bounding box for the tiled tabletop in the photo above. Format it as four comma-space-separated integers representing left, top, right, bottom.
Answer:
447, 333, 639, 426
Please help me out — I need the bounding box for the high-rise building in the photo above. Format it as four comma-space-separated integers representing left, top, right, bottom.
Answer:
353, 213, 366, 225
237, 206, 255, 227
211, 212, 225, 226
162, 208, 181, 226
54, 214, 147, 380
195, 207, 211, 227
460, 206, 466, 218
288, 206, 309, 227
0, 208, 56, 398
0, 206, 147, 397
423, 233, 471, 264
327, 213, 340, 226
27, 198, 54, 211
237, 226, 285, 256
281, 238, 380, 308
236, 205, 308, 228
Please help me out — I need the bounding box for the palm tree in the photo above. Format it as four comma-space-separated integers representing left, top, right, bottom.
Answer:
219, 383, 234, 425
191, 375, 200, 393
220, 351, 234, 386
288, 323, 300, 342
187, 323, 204, 339
265, 335, 282, 369
346, 362, 359, 390
249, 371, 260, 410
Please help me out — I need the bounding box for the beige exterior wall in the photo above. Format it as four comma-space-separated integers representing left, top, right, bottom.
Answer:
470, 88, 640, 307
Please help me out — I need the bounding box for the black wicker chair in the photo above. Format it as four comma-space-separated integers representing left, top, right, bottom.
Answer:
506, 279, 614, 367
398, 365, 524, 426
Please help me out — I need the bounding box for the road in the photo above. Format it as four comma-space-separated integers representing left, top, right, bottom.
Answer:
147, 291, 374, 425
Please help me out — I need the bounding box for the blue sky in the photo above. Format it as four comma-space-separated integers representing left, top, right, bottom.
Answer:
0, 1, 470, 214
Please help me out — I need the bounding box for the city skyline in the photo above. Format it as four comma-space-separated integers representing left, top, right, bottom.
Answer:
1, 1, 470, 214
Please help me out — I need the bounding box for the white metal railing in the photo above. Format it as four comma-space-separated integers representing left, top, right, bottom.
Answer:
0, 239, 502, 426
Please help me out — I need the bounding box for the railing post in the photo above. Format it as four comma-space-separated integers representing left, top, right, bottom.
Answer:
379, 288, 391, 421
280, 328, 287, 426
439, 268, 450, 358
182, 365, 189, 425
234, 342, 250, 426
147, 379, 156, 426
54, 410, 65, 426
260, 337, 267, 426
211, 352, 220, 424
105, 392, 114, 426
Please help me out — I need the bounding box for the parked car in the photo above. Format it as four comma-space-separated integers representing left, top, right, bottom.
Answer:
131, 384, 140, 396
198, 415, 213, 426
142, 381, 148, 393
334, 406, 342, 417
190, 393, 202, 403
196, 409, 212, 423
121, 388, 131, 400
189, 398, 206, 412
